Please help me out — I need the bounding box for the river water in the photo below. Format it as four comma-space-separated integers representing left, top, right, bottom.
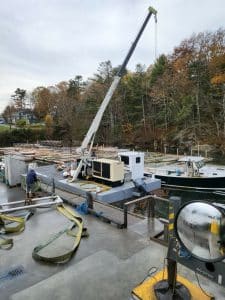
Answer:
165, 187, 225, 214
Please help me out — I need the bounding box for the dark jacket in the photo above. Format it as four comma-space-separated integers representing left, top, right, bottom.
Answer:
26, 169, 37, 186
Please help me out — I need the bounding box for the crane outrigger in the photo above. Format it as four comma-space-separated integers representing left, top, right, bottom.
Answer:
71, 6, 157, 182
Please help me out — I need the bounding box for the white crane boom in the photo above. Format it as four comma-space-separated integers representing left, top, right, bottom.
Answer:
71, 6, 157, 181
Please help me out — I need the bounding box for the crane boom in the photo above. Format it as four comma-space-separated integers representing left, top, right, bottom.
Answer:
80, 76, 121, 152
71, 6, 157, 181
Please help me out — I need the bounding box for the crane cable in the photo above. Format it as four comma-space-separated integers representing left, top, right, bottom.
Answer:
154, 12, 158, 60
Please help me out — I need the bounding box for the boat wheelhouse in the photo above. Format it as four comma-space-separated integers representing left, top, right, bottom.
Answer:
147, 156, 225, 191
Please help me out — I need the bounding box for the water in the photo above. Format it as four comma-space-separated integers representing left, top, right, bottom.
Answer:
169, 188, 225, 203
112, 186, 225, 219
154, 187, 225, 219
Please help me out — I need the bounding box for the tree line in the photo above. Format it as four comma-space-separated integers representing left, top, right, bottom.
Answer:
2, 28, 225, 154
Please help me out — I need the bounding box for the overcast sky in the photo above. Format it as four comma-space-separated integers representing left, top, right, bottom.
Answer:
0, 0, 224, 113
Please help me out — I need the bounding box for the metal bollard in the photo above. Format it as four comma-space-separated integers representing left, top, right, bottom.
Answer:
148, 196, 155, 218
86, 192, 94, 209
52, 178, 55, 194
124, 205, 128, 228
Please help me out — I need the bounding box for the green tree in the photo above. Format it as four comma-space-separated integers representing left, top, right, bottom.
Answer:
149, 55, 167, 85
67, 75, 85, 99
11, 88, 26, 110
16, 118, 27, 128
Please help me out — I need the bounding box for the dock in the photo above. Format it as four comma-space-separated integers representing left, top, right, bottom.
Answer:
0, 146, 224, 299
20, 164, 160, 204
0, 182, 224, 300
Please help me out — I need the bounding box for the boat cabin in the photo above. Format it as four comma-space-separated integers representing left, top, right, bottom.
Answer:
178, 156, 205, 177
118, 151, 144, 180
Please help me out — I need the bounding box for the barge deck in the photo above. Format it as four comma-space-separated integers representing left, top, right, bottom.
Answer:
0, 183, 224, 299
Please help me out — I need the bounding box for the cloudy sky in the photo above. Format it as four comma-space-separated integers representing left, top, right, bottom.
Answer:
0, 0, 224, 113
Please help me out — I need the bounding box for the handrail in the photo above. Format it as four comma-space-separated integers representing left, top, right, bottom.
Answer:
123, 194, 169, 228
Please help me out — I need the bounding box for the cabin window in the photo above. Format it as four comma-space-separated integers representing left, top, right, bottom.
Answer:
136, 157, 141, 163
120, 156, 129, 165
196, 161, 204, 169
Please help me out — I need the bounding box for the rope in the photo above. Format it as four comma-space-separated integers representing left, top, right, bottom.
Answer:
0, 213, 26, 250
32, 204, 88, 264
0, 236, 13, 250
0, 201, 88, 263
0, 214, 25, 234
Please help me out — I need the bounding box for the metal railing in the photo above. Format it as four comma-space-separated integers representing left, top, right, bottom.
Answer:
123, 194, 169, 228
43, 178, 170, 231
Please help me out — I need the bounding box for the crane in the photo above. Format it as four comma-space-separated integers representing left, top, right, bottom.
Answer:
71, 6, 157, 182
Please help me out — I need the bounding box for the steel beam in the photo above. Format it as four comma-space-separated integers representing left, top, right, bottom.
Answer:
0, 196, 63, 213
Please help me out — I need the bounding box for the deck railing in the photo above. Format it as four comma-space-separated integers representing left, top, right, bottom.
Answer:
123, 194, 169, 228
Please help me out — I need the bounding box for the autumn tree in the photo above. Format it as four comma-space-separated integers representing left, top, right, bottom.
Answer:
2, 104, 16, 128
210, 53, 225, 143
45, 114, 54, 139
54, 77, 87, 145
32, 86, 56, 119
148, 28, 225, 150
7, 28, 224, 154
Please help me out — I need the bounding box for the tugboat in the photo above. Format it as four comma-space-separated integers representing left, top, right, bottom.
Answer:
147, 156, 225, 191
